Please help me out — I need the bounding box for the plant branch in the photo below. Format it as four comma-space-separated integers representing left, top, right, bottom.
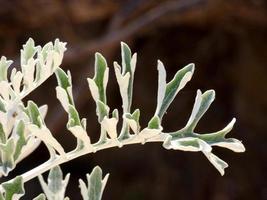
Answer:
2, 133, 169, 187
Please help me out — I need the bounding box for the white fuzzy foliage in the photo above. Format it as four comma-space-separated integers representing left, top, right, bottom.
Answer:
114, 62, 130, 112
68, 126, 92, 151
27, 125, 65, 157
87, 78, 100, 103
124, 115, 139, 134
101, 117, 118, 140
56, 87, 70, 112
0, 40, 246, 200
155, 60, 167, 115
38, 166, 70, 200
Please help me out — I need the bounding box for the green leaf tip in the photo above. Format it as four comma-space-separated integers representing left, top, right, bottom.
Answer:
21, 37, 37, 65
26, 101, 43, 128
0, 138, 15, 176
67, 105, 81, 127
55, 68, 71, 90
13, 120, 26, 161
185, 89, 215, 131
38, 165, 70, 200
148, 116, 161, 129
121, 42, 132, 74
0, 56, 13, 81
156, 63, 195, 119
79, 166, 109, 200
2, 176, 25, 200
94, 52, 108, 103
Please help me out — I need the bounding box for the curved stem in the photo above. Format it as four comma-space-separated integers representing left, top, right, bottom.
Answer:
3, 133, 168, 187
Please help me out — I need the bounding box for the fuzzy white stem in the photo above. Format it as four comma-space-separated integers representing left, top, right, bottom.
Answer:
1, 133, 168, 189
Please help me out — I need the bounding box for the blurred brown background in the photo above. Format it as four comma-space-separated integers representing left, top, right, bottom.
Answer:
0, 0, 267, 199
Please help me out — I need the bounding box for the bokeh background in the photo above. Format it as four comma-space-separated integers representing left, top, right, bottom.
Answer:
0, 0, 266, 199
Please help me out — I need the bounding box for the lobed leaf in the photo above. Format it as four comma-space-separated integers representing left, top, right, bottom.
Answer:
2, 176, 25, 200
79, 166, 109, 200
25, 101, 44, 128
0, 138, 15, 176
185, 90, 215, 132
0, 56, 12, 81
123, 109, 140, 134
38, 166, 70, 200
156, 62, 194, 119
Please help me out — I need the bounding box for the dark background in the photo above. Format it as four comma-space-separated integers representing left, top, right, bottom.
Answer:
0, 0, 266, 199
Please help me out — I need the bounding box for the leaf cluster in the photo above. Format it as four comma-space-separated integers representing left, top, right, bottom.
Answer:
0, 39, 245, 199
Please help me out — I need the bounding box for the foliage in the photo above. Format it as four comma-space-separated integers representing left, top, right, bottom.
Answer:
0, 39, 245, 199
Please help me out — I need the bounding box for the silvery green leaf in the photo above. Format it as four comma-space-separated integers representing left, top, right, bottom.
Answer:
13, 120, 26, 161
96, 101, 109, 123
155, 60, 166, 117
2, 176, 25, 200
212, 138, 245, 153
168, 89, 244, 154
15, 136, 41, 164
114, 62, 130, 112
87, 53, 109, 114
197, 118, 245, 152
87, 78, 99, 103
0, 81, 10, 101
79, 166, 109, 200
55, 69, 74, 106
25, 101, 44, 128
1, 38, 66, 103
18, 39, 66, 99
67, 105, 81, 127
0, 138, 15, 176
33, 194, 46, 200
38, 166, 70, 200
0, 123, 6, 143
202, 151, 228, 176
27, 125, 65, 157
112, 109, 119, 120
93, 53, 108, 103
53, 39, 67, 68
185, 90, 215, 131
21, 58, 36, 89
10, 69, 23, 95
0, 98, 6, 113
101, 116, 118, 140
20, 38, 38, 66
56, 87, 69, 112
121, 42, 132, 75
123, 109, 140, 134
131, 109, 140, 122
55, 68, 71, 91
130, 53, 137, 75
156, 63, 194, 119
148, 116, 161, 130
0, 56, 13, 81
56, 69, 92, 149
40, 41, 53, 59
162, 135, 228, 175
120, 42, 135, 111
68, 126, 92, 150
163, 136, 212, 152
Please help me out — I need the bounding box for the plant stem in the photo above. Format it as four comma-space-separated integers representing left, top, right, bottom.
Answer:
3, 133, 168, 187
